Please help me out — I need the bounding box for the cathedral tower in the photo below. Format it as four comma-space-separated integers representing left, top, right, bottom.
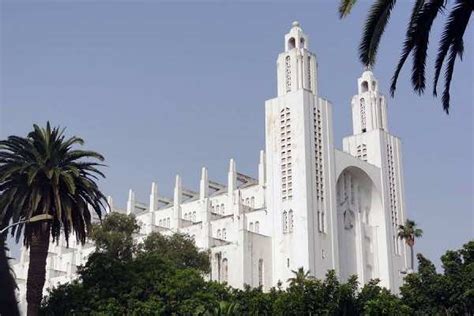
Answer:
342, 70, 408, 290
265, 22, 338, 284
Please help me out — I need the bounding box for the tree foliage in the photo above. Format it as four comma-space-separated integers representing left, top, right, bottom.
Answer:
41, 213, 473, 315
339, 0, 473, 113
0, 122, 106, 315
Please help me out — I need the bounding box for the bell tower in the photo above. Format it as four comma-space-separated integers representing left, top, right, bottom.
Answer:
351, 70, 388, 134
266, 22, 338, 285
277, 21, 317, 97
343, 70, 408, 290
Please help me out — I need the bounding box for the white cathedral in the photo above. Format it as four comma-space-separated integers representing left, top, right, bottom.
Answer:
13, 22, 410, 309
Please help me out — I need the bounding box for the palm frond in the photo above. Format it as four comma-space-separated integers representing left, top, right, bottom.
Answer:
0, 122, 107, 248
339, 0, 358, 19
435, 0, 471, 112
411, 0, 446, 94
359, 0, 398, 67
390, 0, 425, 96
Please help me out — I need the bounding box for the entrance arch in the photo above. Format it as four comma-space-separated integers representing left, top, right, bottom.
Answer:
336, 166, 383, 283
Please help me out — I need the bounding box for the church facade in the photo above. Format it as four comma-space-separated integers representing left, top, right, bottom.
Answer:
14, 22, 410, 308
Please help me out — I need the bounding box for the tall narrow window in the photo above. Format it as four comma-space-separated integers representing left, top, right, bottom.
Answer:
258, 259, 264, 286
288, 210, 294, 232
250, 197, 255, 208
283, 211, 288, 233
285, 56, 292, 92
192, 211, 196, 222
249, 222, 254, 232
222, 228, 227, 240
307, 56, 311, 90
255, 221, 260, 233
360, 98, 366, 132
217, 229, 221, 239
222, 258, 228, 282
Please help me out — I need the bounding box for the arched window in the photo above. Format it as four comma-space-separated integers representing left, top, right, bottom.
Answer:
361, 81, 368, 92
288, 37, 296, 50
220, 204, 225, 213
283, 211, 288, 233
250, 197, 255, 208
255, 221, 260, 233
222, 228, 227, 240
217, 229, 221, 238
288, 210, 294, 232
159, 219, 163, 226
166, 218, 170, 227
192, 211, 196, 222
245, 198, 250, 206
222, 258, 228, 282
372, 80, 376, 90
249, 222, 254, 232
216, 205, 220, 213
299, 37, 305, 48
258, 259, 264, 286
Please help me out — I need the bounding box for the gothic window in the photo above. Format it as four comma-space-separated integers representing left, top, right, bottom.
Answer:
258, 259, 264, 286
282, 211, 288, 233
249, 222, 254, 232
255, 221, 260, 233
222, 258, 228, 282
285, 56, 292, 92
245, 198, 250, 206
288, 210, 294, 233
216, 205, 220, 213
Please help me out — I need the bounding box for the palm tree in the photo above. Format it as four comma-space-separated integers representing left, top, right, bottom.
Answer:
0, 122, 107, 316
398, 219, 423, 270
287, 267, 312, 287
339, 0, 473, 113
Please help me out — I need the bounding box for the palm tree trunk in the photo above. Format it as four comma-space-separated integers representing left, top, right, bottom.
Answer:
410, 245, 414, 270
0, 235, 20, 316
26, 224, 50, 316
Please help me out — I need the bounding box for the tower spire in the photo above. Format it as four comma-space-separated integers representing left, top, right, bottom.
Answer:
277, 22, 317, 96
351, 70, 388, 134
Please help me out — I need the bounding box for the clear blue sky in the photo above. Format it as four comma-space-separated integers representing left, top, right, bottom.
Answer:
1, 1, 472, 268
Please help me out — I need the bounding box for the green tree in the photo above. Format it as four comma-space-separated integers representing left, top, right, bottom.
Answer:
400, 241, 474, 315
398, 219, 423, 270
41, 213, 221, 315
0, 123, 106, 315
142, 232, 210, 273
339, 0, 473, 112
91, 212, 140, 260
287, 267, 312, 287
